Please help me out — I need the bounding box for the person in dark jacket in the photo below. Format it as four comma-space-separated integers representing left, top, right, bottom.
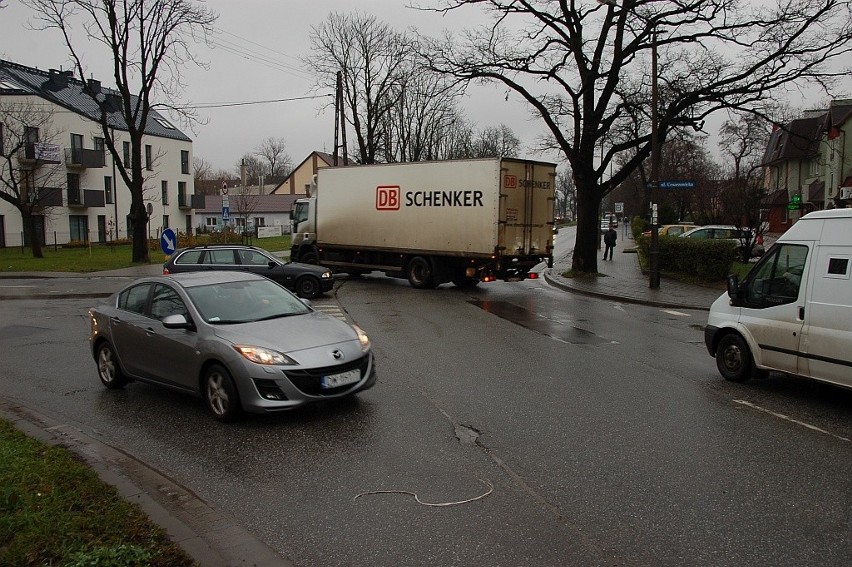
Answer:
603, 224, 617, 260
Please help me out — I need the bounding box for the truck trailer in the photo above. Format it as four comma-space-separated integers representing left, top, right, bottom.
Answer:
290, 158, 556, 289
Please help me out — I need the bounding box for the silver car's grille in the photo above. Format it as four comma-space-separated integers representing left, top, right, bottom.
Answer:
283, 355, 370, 396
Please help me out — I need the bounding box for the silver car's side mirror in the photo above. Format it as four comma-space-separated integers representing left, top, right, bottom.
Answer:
162, 314, 194, 330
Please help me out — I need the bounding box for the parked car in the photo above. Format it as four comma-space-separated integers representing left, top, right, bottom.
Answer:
679, 225, 765, 257
88, 271, 377, 422
163, 244, 333, 298
642, 223, 697, 238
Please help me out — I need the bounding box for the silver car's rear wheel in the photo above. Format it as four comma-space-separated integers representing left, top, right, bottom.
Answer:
96, 342, 127, 389
204, 364, 242, 422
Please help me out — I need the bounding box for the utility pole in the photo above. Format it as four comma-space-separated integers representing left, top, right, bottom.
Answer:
649, 28, 661, 289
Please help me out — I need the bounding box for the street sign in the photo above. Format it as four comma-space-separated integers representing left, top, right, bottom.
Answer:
787, 193, 802, 210
160, 228, 177, 255
615, 202, 624, 213
222, 181, 228, 195
659, 180, 696, 189
222, 206, 230, 221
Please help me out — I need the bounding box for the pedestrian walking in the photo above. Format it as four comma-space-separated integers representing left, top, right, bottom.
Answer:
603, 224, 617, 260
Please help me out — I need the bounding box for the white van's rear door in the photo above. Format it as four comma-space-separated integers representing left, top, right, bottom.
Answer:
799, 246, 852, 387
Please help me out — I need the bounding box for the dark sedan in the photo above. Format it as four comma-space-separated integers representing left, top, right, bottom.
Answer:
163, 244, 333, 298
88, 271, 377, 422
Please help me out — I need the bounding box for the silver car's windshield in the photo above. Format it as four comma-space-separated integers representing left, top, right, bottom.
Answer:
186, 279, 311, 324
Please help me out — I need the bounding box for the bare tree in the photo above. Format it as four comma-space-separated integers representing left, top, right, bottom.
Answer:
0, 99, 65, 257
471, 124, 521, 158
555, 168, 576, 222
424, 0, 852, 273
25, 0, 217, 263
305, 12, 416, 164
254, 137, 292, 179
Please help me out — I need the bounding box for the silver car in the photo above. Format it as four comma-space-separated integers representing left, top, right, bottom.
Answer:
88, 271, 377, 422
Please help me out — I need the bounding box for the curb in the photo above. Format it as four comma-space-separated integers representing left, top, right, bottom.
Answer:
543, 268, 711, 311
0, 400, 290, 567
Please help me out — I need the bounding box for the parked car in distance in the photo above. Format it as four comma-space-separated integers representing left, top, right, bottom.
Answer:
642, 223, 697, 238
163, 244, 333, 298
600, 213, 618, 232
88, 271, 377, 422
679, 225, 765, 257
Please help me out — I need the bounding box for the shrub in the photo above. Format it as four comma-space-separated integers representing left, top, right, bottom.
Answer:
636, 234, 737, 281
631, 216, 649, 240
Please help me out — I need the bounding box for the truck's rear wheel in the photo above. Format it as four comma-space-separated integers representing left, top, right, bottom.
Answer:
407, 256, 436, 289
452, 276, 480, 288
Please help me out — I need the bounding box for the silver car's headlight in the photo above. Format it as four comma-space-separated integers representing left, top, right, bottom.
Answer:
321, 271, 332, 279
234, 346, 297, 365
353, 325, 371, 352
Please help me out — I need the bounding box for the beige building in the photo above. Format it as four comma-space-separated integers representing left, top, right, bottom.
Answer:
272, 151, 335, 196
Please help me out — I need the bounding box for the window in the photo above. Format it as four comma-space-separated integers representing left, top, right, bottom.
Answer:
175, 249, 204, 265
0, 124, 4, 154
178, 181, 187, 206
180, 150, 189, 174
745, 244, 809, 307
69, 215, 88, 242
162, 215, 169, 230
104, 176, 113, 204
161, 180, 169, 205
93, 137, 105, 151
122, 141, 130, 168
203, 249, 237, 265
70, 133, 83, 150
826, 257, 850, 279
153, 117, 175, 129
254, 217, 265, 227
67, 173, 81, 204
205, 217, 217, 227
150, 284, 188, 321
118, 284, 152, 315
24, 127, 39, 144
239, 248, 271, 266
145, 144, 152, 170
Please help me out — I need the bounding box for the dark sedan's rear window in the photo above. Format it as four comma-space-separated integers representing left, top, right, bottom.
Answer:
175, 249, 204, 264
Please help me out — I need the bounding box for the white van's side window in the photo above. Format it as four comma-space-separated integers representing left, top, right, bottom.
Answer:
826, 257, 850, 279
745, 244, 808, 307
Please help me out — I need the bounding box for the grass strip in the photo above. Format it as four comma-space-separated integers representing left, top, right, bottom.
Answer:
0, 419, 195, 566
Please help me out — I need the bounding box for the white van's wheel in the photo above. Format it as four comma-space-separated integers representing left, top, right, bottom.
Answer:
716, 334, 753, 383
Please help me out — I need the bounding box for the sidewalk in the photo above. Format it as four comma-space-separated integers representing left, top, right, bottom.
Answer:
543, 238, 725, 311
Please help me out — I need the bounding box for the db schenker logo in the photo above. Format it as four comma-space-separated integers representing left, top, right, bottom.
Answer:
376, 185, 400, 210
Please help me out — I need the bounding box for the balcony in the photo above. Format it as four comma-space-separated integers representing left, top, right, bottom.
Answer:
67, 188, 106, 208
178, 193, 193, 209
18, 143, 62, 166
65, 148, 106, 169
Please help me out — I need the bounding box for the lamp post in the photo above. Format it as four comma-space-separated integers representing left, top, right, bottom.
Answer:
648, 27, 661, 289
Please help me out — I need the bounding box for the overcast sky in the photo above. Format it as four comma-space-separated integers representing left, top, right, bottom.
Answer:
1, 0, 555, 173
2, 1, 849, 176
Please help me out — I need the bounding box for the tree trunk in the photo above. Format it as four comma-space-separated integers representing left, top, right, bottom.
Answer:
129, 199, 150, 263
22, 209, 44, 259
572, 190, 602, 273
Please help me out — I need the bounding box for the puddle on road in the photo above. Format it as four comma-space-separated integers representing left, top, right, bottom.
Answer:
468, 300, 609, 345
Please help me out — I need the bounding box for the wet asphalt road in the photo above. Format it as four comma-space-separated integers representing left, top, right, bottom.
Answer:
1, 261, 851, 565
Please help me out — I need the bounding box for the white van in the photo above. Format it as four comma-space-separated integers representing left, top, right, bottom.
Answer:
704, 208, 851, 389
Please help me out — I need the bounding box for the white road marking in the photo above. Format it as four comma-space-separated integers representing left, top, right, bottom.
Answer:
734, 399, 851, 442
663, 309, 689, 317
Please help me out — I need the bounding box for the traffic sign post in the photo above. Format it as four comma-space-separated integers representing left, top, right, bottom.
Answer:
160, 228, 177, 255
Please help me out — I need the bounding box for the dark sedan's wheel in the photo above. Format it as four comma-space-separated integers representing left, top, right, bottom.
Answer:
204, 364, 242, 422
96, 341, 128, 389
716, 333, 754, 383
407, 256, 436, 289
295, 276, 321, 298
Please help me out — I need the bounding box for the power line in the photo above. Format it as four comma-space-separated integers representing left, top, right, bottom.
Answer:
186, 94, 333, 110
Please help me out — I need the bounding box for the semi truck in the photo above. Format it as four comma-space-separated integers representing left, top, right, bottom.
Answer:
289, 158, 556, 289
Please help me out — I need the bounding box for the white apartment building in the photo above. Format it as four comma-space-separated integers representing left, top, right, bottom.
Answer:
0, 60, 195, 247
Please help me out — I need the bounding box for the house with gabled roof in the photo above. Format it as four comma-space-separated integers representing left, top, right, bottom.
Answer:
271, 151, 336, 196
762, 99, 852, 233
0, 59, 196, 247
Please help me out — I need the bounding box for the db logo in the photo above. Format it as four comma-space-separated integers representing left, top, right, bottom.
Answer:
504, 175, 517, 188
376, 185, 400, 210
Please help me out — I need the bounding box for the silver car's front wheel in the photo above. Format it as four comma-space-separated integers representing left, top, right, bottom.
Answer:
96, 342, 127, 389
204, 364, 242, 422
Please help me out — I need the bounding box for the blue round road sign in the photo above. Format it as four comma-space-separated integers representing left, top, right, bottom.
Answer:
160, 228, 177, 255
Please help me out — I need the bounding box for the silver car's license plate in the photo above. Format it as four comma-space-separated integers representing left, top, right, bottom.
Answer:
321, 368, 360, 389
